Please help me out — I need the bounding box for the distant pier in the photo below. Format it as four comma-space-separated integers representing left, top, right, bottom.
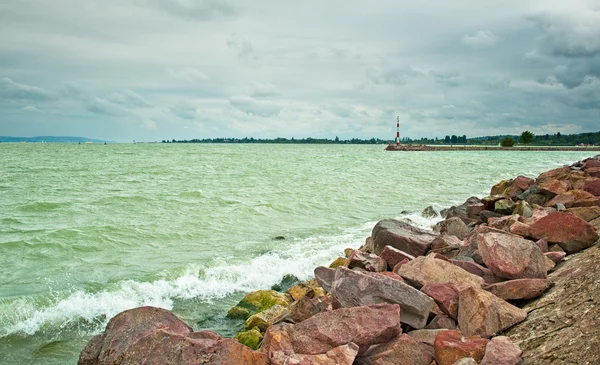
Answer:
385, 144, 600, 152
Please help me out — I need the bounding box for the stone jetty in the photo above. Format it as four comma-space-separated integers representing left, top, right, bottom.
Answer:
79, 154, 600, 365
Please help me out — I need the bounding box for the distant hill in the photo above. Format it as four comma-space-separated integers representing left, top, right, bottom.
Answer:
0, 136, 109, 143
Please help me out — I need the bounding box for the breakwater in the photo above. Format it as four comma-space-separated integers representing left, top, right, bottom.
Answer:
385, 144, 600, 151
78, 153, 600, 365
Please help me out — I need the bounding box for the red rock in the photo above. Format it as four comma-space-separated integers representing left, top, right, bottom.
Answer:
586, 167, 600, 178
283, 295, 331, 324
544, 255, 556, 272
421, 283, 460, 319
426, 315, 457, 330
261, 303, 401, 356
450, 260, 504, 284
483, 278, 550, 300
396, 255, 484, 290
480, 336, 522, 365
392, 258, 411, 271
376, 271, 405, 282
466, 202, 486, 218
355, 334, 430, 365
536, 167, 571, 185
545, 251, 566, 263
584, 179, 600, 196
568, 206, 600, 222
379, 245, 415, 269
529, 212, 599, 253
583, 158, 600, 170
371, 219, 437, 257
440, 217, 470, 240
531, 207, 551, 223
431, 234, 462, 253
544, 193, 575, 208
509, 221, 530, 237
347, 251, 387, 272
433, 330, 489, 365
270, 343, 358, 365
314, 266, 335, 293
487, 215, 520, 231
538, 179, 569, 197
513, 175, 535, 192
475, 228, 547, 279
535, 238, 549, 253
457, 287, 527, 338
330, 267, 433, 329
407, 329, 445, 346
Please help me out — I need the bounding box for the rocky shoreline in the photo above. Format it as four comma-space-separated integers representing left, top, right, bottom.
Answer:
79, 155, 600, 365
385, 145, 600, 152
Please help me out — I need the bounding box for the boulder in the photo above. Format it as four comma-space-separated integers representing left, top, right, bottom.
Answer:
478, 210, 503, 223
544, 251, 566, 264
235, 327, 264, 350
433, 330, 489, 365
513, 200, 533, 218
487, 214, 520, 231
529, 212, 599, 253
379, 246, 415, 269
536, 167, 572, 185
509, 221, 530, 237
270, 343, 358, 365
431, 234, 462, 254
330, 267, 433, 329
586, 167, 600, 178
396, 254, 484, 290
457, 287, 527, 338
355, 334, 430, 365
483, 278, 550, 300
329, 257, 348, 268
371, 219, 437, 257
407, 329, 445, 346
538, 179, 569, 198
568, 206, 600, 222
421, 283, 460, 319
426, 315, 457, 330
535, 238, 548, 253
347, 251, 387, 272
450, 259, 504, 284
422, 205, 439, 218
260, 303, 401, 356
314, 266, 335, 293
287, 280, 324, 301
494, 198, 515, 215
244, 305, 288, 332
227, 290, 292, 319
584, 179, 600, 196
445, 197, 483, 224
490, 179, 512, 196
440, 217, 470, 240
476, 228, 547, 279
480, 336, 522, 365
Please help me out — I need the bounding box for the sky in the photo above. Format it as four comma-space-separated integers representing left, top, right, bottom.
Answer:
1, 0, 599, 142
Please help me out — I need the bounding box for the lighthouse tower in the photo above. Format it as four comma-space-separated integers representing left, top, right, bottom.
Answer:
395, 116, 400, 147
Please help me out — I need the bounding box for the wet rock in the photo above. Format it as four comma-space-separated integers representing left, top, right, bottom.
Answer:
529, 212, 599, 253
544, 251, 566, 263
480, 336, 522, 365
483, 278, 550, 300
355, 334, 430, 365
584, 178, 600, 196
271, 274, 300, 292
78, 334, 104, 365
476, 228, 547, 279
445, 197, 483, 225
270, 343, 359, 365
421, 283, 460, 319
235, 327, 263, 350
433, 330, 489, 365
426, 315, 457, 330
371, 219, 437, 257
466, 202, 486, 219
261, 303, 401, 356
227, 290, 292, 320
331, 267, 433, 329
379, 245, 415, 269
422, 205, 439, 218
287, 280, 324, 301
314, 266, 335, 293
457, 287, 527, 338
567, 206, 600, 222
347, 251, 387, 272
244, 305, 289, 332
494, 198, 515, 215
440, 217, 470, 240
395, 254, 484, 290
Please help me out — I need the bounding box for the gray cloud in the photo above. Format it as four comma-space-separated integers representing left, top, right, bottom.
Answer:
461, 30, 499, 47
139, 0, 239, 20
0, 78, 57, 102
229, 96, 281, 117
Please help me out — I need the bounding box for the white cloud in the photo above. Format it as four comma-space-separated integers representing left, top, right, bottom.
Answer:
461, 30, 499, 47
23, 105, 43, 113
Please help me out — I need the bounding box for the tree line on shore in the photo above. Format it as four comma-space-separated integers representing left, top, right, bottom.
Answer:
162, 131, 600, 146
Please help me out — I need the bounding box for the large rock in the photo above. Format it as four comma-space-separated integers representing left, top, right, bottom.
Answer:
457, 287, 527, 338
227, 290, 292, 319
505, 243, 600, 364
475, 228, 547, 279
379, 245, 415, 269
279, 295, 331, 324
330, 267, 433, 329
538, 179, 569, 198
270, 343, 358, 365
567, 206, 600, 222
355, 334, 430, 365
347, 251, 387, 272
483, 278, 550, 300
371, 219, 437, 257
260, 303, 401, 356
395, 255, 484, 290
450, 259, 504, 284
529, 212, 599, 253
314, 266, 335, 293
584, 178, 600, 196
421, 283, 460, 319
431, 234, 462, 254
439, 217, 470, 240
287, 279, 324, 301
433, 330, 489, 365
244, 304, 288, 332
480, 336, 522, 365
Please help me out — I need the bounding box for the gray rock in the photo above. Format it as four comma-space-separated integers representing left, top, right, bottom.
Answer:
371, 219, 437, 257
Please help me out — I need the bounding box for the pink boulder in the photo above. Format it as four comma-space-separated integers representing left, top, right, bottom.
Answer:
270, 343, 359, 365
483, 278, 550, 300
355, 334, 430, 365
584, 179, 600, 196
379, 245, 415, 269
371, 219, 437, 257
529, 212, 599, 253
421, 283, 460, 319
433, 330, 489, 365
347, 251, 387, 272
480, 336, 522, 365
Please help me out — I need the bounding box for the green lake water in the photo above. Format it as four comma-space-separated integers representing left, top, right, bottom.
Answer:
0, 143, 595, 364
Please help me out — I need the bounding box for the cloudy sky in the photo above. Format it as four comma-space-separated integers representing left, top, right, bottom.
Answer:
1, 0, 599, 142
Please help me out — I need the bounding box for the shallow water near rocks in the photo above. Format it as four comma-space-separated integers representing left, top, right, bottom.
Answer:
0, 143, 595, 364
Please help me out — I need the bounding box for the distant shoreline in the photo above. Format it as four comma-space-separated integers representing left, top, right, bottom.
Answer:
385, 144, 600, 152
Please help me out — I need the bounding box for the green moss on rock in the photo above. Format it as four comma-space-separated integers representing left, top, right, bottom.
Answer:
226, 289, 292, 320
235, 327, 263, 350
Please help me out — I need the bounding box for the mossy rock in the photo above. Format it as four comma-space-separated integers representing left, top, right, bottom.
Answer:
287, 279, 325, 301
271, 274, 300, 292
329, 257, 348, 268
235, 327, 263, 350
226, 289, 292, 320
244, 304, 288, 332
